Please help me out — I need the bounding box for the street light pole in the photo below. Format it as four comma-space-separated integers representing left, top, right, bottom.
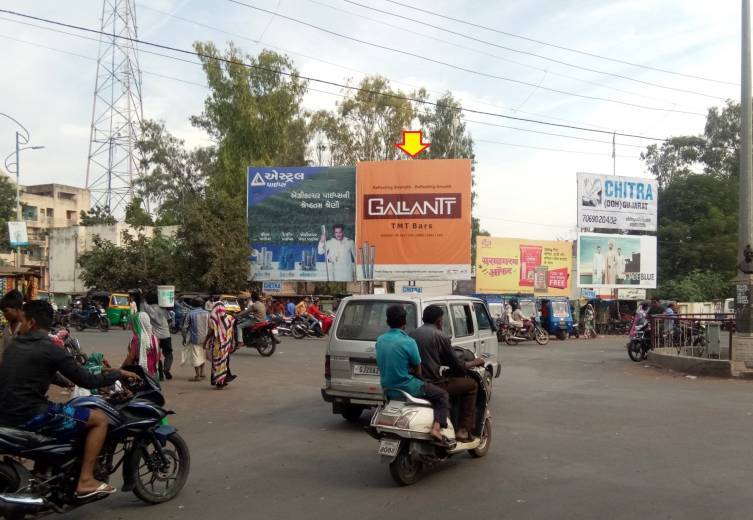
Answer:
14, 131, 20, 270
733, 0, 753, 370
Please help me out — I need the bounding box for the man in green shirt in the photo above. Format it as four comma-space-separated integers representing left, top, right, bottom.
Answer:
375, 305, 449, 442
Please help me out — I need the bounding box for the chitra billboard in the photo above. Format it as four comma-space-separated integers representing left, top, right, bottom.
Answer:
475, 237, 572, 296
355, 159, 472, 280
577, 172, 658, 231
247, 167, 356, 282
577, 232, 657, 289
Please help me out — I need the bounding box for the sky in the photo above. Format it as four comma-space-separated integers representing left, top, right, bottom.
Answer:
0, 0, 741, 240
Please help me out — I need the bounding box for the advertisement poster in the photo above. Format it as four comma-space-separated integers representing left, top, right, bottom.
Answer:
475, 237, 573, 296
247, 166, 356, 281
355, 159, 472, 280
577, 232, 657, 288
577, 172, 658, 231
7, 221, 28, 248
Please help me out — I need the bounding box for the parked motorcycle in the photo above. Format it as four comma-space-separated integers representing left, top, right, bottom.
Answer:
498, 319, 549, 345
0, 365, 190, 518
69, 305, 109, 332
235, 320, 279, 357
368, 350, 492, 486
627, 321, 651, 361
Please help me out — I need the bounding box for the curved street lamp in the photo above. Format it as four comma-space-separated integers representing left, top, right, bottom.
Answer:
1, 113, 44, 268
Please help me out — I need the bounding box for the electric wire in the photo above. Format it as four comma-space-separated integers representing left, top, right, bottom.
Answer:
222, 0, 708, 116
382, 0, 739, 87
0, 8, 671, 142
341, 0, 728, 100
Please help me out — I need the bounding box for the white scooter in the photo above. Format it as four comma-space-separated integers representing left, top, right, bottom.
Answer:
368, 355, 492, 486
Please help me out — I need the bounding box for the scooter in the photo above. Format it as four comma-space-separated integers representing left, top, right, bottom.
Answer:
368, 354, 492, 486
498, 318, 549, 345
235, 320, 279, 357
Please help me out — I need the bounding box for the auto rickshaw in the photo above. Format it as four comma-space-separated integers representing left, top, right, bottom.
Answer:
220, 294, 242, 315
539, 297, 576, 340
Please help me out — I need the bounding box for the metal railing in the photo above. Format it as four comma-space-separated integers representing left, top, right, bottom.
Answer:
648, 313, 734, 359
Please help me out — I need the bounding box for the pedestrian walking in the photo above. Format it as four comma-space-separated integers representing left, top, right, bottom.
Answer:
182, 298, 208, 381
204, 302, 236, 389
122, 311, 160, 379
140, 290, 173, 380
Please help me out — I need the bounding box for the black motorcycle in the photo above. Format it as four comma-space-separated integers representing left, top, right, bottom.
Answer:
69, 305, 109, 332
627, 322, 651, 361
0, 366, 190, 519
291, 316, 324, 339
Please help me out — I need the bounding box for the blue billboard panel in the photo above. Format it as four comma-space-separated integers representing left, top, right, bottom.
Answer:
247, 167, 356, 281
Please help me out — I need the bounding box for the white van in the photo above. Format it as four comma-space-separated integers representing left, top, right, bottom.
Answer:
321, 295, 502, 420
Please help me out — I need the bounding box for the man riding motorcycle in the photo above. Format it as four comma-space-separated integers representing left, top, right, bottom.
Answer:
0, 300, 140, 498
235, 291, 273, 345
507, 299, 532, 335
307, 298, 333, 335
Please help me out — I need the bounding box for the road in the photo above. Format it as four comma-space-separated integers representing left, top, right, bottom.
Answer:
58, 329, 753, 520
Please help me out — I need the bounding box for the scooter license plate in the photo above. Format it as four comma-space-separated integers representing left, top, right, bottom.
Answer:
377, 438, 401, 457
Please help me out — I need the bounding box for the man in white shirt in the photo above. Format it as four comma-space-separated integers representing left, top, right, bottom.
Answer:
592, 246, 605, 285
605, 240, 619, 285
318, 224, 355, 282
616, 247, 626, 281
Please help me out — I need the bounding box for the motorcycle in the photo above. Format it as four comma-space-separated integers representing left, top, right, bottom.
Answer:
497, 318, 549, 345
69, 306, 109, 332
627, 321, 651, 361
235, 319, 279, 357
368, 350, 492, 486
274, 316, 297, 338
51, 327, 86, 366
291, 316, 324, 339
0, 365, 190, 519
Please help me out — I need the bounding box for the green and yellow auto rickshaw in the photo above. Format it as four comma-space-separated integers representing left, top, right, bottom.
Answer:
91, 292, 132, 329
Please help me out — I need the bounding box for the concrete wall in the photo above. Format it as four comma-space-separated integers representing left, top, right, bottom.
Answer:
49, 224, 179, 295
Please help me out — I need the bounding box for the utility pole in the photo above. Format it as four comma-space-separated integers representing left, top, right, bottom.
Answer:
732, 0, 753, 370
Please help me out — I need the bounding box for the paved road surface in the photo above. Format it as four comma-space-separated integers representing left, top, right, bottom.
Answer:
56, 330, 753, 519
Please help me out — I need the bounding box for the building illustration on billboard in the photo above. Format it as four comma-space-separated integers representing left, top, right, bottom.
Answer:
355, 159, 472, 281
247, 166, 356, 282
475, 237, 572, 296
577, 233, 657, 289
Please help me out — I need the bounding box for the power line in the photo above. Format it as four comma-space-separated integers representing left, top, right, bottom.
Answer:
136, 3, 639, 136
382, 0, 739, 87
224, 0, 706, 116
341, 0, 728, 101
0, 8, 671, 142
474, 138, 637, 158
308, 0, 702, 112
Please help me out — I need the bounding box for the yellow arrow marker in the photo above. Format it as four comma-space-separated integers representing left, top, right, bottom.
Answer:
395, 130, 431, 158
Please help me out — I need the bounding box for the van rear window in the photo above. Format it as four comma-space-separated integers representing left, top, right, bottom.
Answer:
336, 301, 418, 341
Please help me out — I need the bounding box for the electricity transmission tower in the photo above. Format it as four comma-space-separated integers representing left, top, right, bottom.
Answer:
85, 0, 143, 216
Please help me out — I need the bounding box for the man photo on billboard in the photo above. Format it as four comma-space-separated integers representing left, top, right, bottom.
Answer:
592, 245, 605, 285
318, 224, 355, 281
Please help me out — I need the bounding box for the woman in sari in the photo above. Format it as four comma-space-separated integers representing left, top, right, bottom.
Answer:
122, 311, 161, 379
203, 302, 236, 389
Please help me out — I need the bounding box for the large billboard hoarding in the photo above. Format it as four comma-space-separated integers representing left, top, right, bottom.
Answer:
247, 167, 356, 282
577, 172, 658, 231
355, 159, 472, 281
475, 237, 573, 296
577, 233, 657, 289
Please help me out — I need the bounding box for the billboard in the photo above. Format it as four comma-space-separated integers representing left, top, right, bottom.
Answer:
475, 237, 573, 296
577, 232, 657, 289
355, 159, 472, 280
247, 166, 356, 281
577, 172, 658, 231
7, 221, 28, 248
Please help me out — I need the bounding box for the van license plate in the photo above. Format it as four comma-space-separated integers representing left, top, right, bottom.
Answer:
378, 438, 400, 457
353, 364, 380, 376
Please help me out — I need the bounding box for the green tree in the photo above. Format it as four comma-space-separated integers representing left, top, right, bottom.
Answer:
641, 101, 740, 300
124, 197, 154, 227
79, 206, 116, 226
312, 76, 415, 164
0, 175, 18, 251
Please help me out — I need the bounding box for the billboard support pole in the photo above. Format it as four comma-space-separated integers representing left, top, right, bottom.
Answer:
732, 0, 753, 369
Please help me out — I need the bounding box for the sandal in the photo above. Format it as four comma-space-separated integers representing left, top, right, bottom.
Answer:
77, 482, 116, 499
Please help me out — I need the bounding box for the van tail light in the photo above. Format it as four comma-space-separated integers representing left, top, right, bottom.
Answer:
324, 355, 331, 380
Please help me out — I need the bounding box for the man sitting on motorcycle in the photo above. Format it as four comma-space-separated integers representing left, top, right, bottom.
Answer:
235, 292, 270, 345
410, 305, 485, 442
508, 299, 532, 335
375, 305, 450, 443
296, 297, 323, 336
307, 298, 333, 335
0, 300, 140, 498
